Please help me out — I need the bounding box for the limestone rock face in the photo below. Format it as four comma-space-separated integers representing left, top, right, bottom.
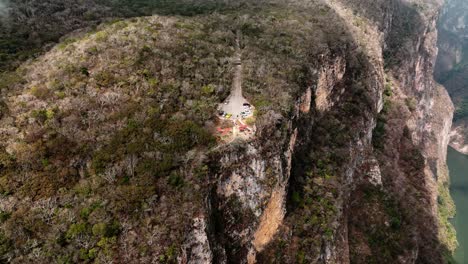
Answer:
435, 0, 468, 154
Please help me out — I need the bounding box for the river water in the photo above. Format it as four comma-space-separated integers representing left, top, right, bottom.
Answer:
448, 147, 468, 263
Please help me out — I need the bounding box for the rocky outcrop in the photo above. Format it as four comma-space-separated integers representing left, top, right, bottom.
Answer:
180, 217, 213, 264
449, 125, 468, 154
314, 57, 346, 112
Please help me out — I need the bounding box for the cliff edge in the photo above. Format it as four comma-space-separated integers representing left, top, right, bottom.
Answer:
0, 0, 455, 263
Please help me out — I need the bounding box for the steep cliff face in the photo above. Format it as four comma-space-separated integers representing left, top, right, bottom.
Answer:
205, 1, 454, 263
435, 0, 468, 76
434, 0, 468, 154
258, 0, 456, 263
0, 0, 455, 263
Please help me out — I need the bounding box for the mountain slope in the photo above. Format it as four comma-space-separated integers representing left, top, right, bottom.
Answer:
0, 0, 456, 263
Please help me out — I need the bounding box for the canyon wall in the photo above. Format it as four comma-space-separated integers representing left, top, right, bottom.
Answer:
435, 0, 468, 154
0, 0, 456, 263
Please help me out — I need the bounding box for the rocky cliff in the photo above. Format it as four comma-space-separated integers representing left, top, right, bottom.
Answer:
434, 0, 468, 154
0, 0, 456, 263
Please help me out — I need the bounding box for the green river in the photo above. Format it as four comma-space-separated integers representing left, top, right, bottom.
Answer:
448, 147, 468, 263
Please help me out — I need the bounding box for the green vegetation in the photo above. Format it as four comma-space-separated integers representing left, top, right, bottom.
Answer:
0, 1, 203, 70
453, 98, 468, 121
30, 86, 51, 100
348, 186, 412, 264
0, 211, 10, 224
0, 0, 444, 262
0, 231, 12, 261
437, 178, 458, 253
405, 97, 417, 112
373, 115, 387, 149
66, 222, 89, 240
0, 15, 229, 262
291, 169, 338, 239
373, 75, 393, 149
